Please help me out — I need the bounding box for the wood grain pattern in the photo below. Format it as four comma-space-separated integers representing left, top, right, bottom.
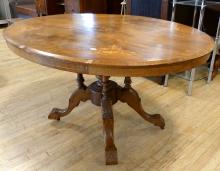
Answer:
2, 14, 215, 165
1, 29, 220, 169
117, 77, 165, 129
4, 14, 214, 77
161, 0, 169, 19
47, 74, 165, 164
101, 76, 118, 165
79, 0, 107, 14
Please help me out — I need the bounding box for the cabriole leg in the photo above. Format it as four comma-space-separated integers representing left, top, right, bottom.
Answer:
118, 77, 165, 129
48, 74, 90, 120
101, 76, 118, 165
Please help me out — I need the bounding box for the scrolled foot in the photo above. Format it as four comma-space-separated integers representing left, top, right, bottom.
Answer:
148, 114, 165, 129
48, 108, 66, 121
105, 145, 118, 165
118, 78, 165, 129
101, 76, 118, 165
119, 88, 166, 129
48, 74, 90, 121
48, 88, 90, 121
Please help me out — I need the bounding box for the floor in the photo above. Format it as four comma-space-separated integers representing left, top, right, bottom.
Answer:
0, 29, 220, 171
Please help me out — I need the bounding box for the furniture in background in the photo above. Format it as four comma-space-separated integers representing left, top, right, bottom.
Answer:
165, 0, 220, 79
207, 18, 220, 83
64, 0, 107, 13
126, 0, 169, 19
16, 0, 38, 17
64, 0, 122, 14
203, 5, 220, 80
15, 0, 122, 16
36, 0, 170, 16
4, 14, 214, 165
164, 0, 219, 95
35, 0, 65, 16
9, 0, 170, 20
120, 0, 126, 15
0, 0, 12, 25
16, 0, 64, 17
35, 0, 46, 16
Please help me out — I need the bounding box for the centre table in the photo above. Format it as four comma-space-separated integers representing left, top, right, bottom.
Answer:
3, 14, 214, 165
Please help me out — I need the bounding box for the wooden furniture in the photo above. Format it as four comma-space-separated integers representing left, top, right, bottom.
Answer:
161, 0, 169, 19
16, 0, 64, 17
64, 0, 121, 14
64, 0, 106, 13
16, 0, 122, 17
64, 0, 169, 16
44, 0, 64, 15
35, 0, 65, 16
16, 0, 37, 17
4, 14, 214, 165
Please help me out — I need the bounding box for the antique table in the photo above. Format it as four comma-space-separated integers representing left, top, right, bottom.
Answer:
3, 14, 214, 165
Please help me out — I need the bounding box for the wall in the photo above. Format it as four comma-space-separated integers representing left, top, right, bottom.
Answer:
131, 0, 162, 18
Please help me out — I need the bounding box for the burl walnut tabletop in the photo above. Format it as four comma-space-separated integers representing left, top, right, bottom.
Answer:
4, 14, 214, 165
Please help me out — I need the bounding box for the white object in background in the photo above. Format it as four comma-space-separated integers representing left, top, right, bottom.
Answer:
0, 0, 12, 25
164, 0, 217, 96
121, 0, 126, 15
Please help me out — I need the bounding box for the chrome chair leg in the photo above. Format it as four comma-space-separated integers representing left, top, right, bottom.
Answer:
198, 0, 206, 30
121, 0, 126, 15
171, 0, 176, 22
208, 48, 217, 83
164, 74, 169, 87
188, 68, 196, 96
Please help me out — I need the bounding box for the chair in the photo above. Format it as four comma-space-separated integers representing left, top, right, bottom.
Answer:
164, 0, 219, 95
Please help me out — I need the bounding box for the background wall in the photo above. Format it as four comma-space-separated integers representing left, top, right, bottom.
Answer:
131, 0, 162, 18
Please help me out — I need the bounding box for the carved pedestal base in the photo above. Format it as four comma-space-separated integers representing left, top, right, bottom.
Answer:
48, 74, 165, 165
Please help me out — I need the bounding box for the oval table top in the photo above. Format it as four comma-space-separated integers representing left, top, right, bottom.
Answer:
4, 14, 214, 77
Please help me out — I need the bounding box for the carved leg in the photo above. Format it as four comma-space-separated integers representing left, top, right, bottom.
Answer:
118, 77, 165, 129
48, 74, 90, 120
101, 76, 118, 165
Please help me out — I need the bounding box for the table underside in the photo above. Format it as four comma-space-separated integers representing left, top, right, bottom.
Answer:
48, 74, 165, 165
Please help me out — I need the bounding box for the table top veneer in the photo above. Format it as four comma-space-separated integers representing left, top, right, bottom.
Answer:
4, 14, 214, 76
